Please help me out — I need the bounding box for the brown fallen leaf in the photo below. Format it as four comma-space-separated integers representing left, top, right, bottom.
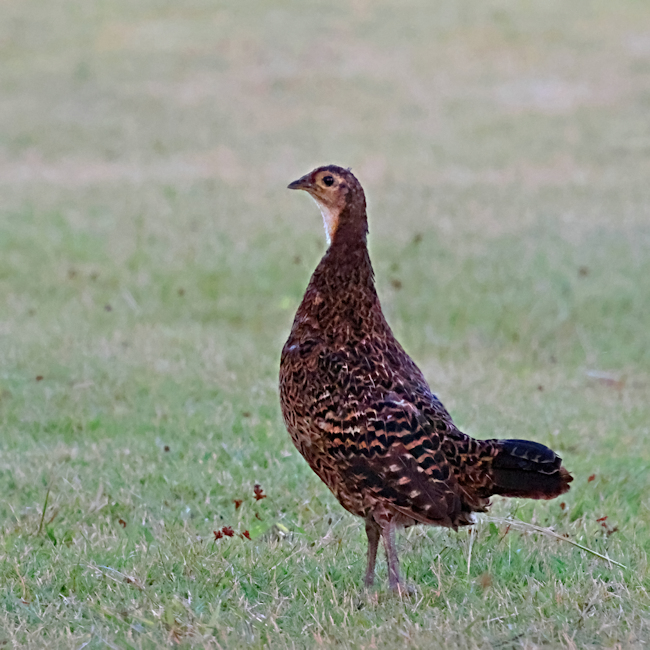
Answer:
124, 575, 144, 590
478, 573, 493, 589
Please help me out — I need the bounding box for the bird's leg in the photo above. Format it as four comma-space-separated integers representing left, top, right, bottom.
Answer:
380, 519, 403, 592
364, 517, 381, 588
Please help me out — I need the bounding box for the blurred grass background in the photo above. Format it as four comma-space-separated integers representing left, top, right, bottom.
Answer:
1, 0, 650, 648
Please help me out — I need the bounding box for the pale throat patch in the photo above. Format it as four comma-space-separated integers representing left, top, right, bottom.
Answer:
311, 196, 340, 245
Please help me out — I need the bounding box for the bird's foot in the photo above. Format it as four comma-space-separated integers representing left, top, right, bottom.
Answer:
356, 587, 380, 608
389, 581, 417, 597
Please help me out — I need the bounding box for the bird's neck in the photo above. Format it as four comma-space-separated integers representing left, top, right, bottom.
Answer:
320, 237, 375, 290
294, 207, 388, 342
316, 202, 373, 292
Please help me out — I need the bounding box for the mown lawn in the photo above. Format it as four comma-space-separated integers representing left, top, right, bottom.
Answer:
1, 0, 649, 647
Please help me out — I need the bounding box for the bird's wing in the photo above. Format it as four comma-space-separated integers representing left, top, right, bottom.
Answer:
318, 394, 466, 527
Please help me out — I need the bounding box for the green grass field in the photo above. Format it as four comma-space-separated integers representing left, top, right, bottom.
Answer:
1, 0, 650, 647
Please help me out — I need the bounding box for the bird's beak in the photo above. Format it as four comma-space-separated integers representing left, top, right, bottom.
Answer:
287, 174, 313, 191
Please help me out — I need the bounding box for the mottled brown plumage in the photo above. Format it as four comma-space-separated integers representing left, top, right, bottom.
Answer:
280, 165, 572, 592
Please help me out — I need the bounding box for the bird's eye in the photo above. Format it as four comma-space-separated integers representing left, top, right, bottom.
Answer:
322, 176, 335, 187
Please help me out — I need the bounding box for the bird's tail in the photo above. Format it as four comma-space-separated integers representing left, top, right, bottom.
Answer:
487, 439, 572, 500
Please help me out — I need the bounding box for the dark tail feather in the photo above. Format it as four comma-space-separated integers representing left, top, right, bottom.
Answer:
490, 439, 573, 500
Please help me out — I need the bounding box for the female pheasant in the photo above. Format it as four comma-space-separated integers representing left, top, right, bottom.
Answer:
279, 165, 572, 592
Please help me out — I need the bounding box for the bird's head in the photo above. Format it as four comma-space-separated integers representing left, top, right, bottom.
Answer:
288, 165, 366, 245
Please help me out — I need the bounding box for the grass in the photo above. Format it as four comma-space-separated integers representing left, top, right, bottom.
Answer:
1, 0, 650, 647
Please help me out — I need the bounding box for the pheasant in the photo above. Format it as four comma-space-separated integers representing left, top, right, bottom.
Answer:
279, 165, 572, 592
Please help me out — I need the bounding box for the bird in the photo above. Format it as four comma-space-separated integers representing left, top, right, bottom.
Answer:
279, 165, 572, 593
